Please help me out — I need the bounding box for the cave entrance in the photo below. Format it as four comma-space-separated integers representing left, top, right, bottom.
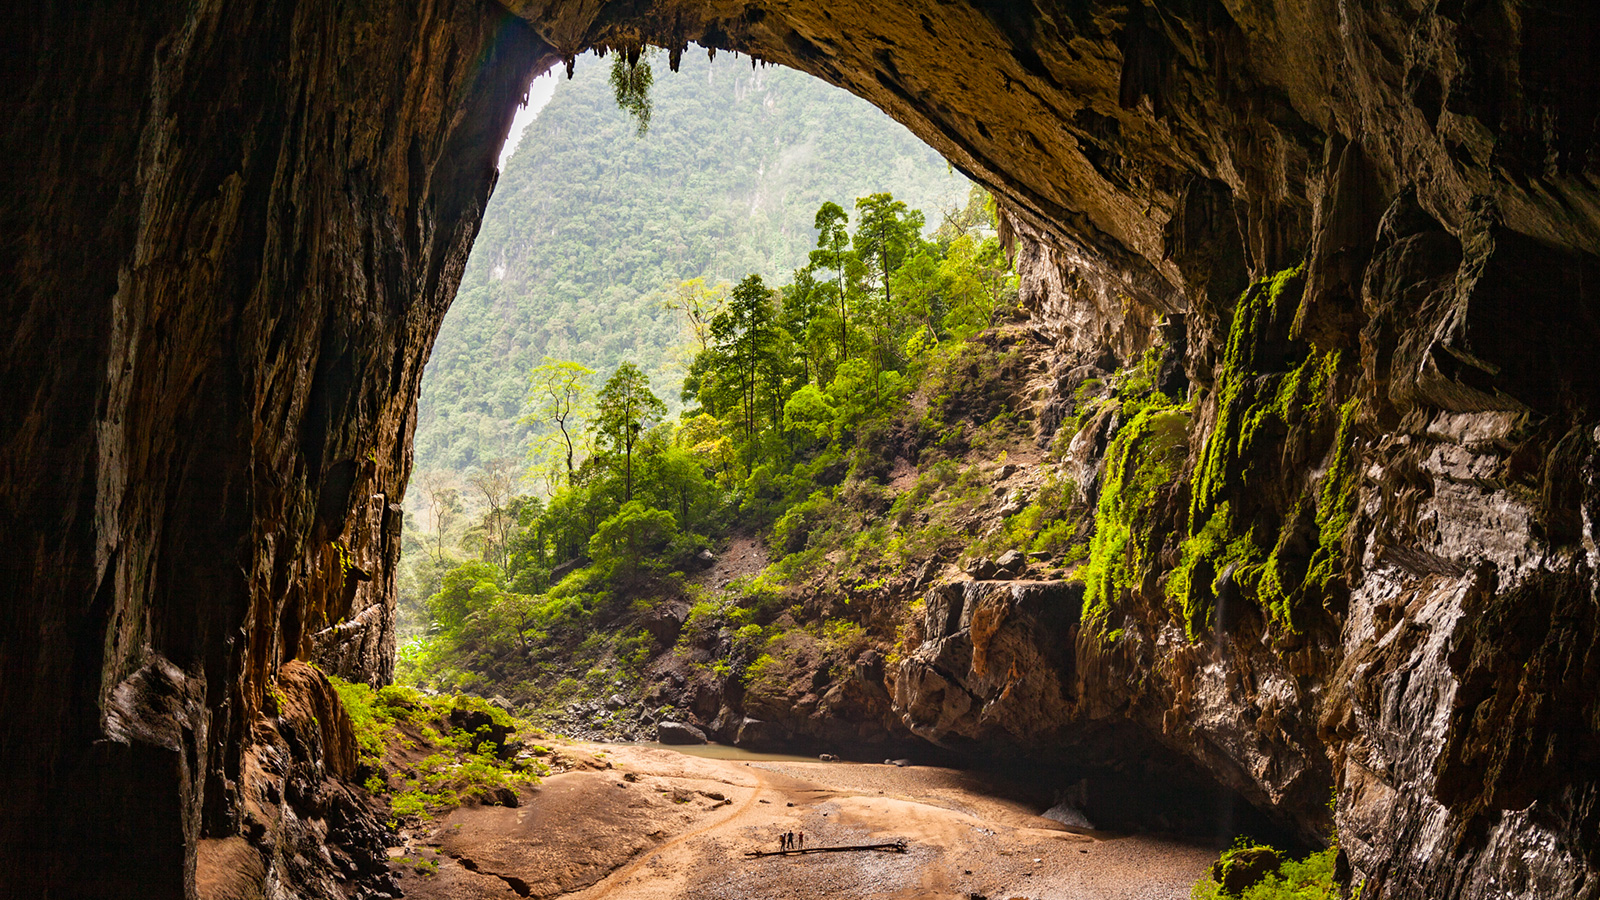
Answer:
0, 4, 1320, 894
393, 44, 1293, 860
397, 43, 975, 695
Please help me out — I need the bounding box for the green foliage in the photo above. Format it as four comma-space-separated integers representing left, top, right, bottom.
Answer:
1176, 265, 1361, 634
1081, 401, 1191, 628
1166, 503, 1263, 639
402, 182, 1018, 715
1312, 397, 1363, 557
741, 617, 869, 702
414, 53, 970, 475
329, 677, 546, 827
974, 471, 1083, 562
524, 360, 596, 488
1191, 844, 1353, 900
608, 47, 654, 135
427, 560, 504, 636
1190, 265, 1311, 527
331, 678, 396, 769
699, 274, 784, 456
589, 501, 677, 585
593, 362, 668, 501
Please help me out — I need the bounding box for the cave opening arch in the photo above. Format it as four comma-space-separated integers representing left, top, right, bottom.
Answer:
7, 2, 1600, 898
410, 33, 1303, 851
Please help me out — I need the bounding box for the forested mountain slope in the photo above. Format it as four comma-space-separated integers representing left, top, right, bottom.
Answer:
415, 53, 969, 474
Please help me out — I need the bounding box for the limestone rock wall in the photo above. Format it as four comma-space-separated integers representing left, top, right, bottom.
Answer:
5, 1, 1600, 898
2, 1, 548, 895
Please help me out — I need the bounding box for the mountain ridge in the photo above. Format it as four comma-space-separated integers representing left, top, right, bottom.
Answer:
415, 53, 970, 475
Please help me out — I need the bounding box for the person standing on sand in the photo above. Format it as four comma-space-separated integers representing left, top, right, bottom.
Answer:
799, 832, 804, 849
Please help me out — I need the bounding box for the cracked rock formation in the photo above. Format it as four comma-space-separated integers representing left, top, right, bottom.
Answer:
4, 1, 1599, 898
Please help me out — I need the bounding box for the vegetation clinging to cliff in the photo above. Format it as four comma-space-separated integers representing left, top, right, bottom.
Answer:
331, 678, 549, 826
1176, 265, 1360, 635
1081, 398, 1190, 630
1191, 842, 1350, 900
400, 189, 1017, 709
415, 52, 970, 474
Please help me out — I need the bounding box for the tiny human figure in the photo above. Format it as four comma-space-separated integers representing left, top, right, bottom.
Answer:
799, 832, 805, 849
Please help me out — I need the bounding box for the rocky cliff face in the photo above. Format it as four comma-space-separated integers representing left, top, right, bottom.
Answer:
5, 1, 1598, 898
2, 1, 550, 895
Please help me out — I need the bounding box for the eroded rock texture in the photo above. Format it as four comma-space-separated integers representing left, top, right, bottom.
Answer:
3, 1, 549, 896
5, 1, 1599, 898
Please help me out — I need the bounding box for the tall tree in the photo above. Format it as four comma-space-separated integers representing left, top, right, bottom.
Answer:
854, 193, 924, 379
593, 362, 667, 502
809, 202, 853, 364
416, 470, 463, 565
853, 192, 922, 311
524, 360, 596, 485
780, 269, 827, 386
712, 274, 779, 445
664, 277, 728, 355
467, 457, 519, 570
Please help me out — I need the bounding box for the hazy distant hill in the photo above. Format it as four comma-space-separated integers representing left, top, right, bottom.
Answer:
413, 52, 969, 475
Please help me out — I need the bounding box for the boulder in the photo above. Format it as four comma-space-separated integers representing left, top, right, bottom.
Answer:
993, 549, 1027, 578
657, 721, 708, 745
446, 705, 514, 757
1212, 846, 1284, 895
964, 557, 999, 580
733, 717, 790, 749
642, 601, 689, 645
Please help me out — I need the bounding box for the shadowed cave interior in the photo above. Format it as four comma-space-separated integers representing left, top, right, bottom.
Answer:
4, 2, 1600, 898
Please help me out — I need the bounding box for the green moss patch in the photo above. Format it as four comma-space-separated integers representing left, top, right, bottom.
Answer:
1175, 265, 1362, 635
1191, 842, 1356, 900
1082, 400, 1191, 627
331, 678, 548, 827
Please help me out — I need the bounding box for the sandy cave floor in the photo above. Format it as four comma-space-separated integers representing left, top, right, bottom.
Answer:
388, 743, 1217, 900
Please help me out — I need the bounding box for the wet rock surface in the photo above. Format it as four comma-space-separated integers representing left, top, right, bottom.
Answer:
658, 721, 709, 745
7, 1, 1600, 898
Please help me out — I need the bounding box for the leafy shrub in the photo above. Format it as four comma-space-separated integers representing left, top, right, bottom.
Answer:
330, 677, 547, 826
1191, 844, 1352, 900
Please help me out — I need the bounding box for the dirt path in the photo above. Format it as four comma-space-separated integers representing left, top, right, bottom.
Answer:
691, 534, 771, 591
390, 744, 1218, 900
